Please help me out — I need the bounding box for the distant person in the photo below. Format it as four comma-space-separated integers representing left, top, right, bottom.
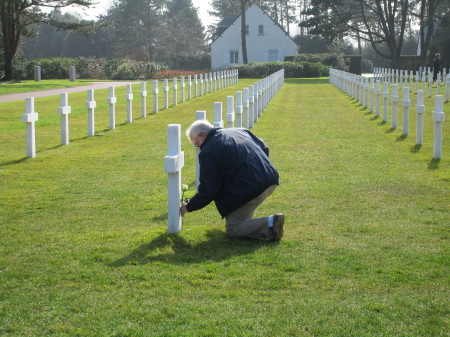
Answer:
180, 120, 284, 241
433, 53, 441, 82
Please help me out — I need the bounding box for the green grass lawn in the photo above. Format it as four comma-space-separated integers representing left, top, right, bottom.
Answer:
0, 79, 114, 95
0, 78, 449, 336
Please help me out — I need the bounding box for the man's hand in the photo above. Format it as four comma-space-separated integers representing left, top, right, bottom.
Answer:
180, 204, 189, 217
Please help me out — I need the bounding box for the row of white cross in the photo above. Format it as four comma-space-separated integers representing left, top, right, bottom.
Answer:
21, 70, 239, 158
373, 66, 448, 86
164, 69, 286, 234
372, 67, 450, 99
329, 69, 446, 159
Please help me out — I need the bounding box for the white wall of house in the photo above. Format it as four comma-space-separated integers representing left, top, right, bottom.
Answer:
211, 5, 298, 70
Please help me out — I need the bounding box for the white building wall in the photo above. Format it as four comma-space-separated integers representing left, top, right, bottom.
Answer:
211, 5, 298, 70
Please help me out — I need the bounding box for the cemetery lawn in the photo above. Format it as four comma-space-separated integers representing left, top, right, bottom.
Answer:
0, 78, 449, 336
0, 79, 110, 95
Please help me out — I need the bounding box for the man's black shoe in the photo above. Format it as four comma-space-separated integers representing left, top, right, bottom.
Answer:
269, 213, 284, 242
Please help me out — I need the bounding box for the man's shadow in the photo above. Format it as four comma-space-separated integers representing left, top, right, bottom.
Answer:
110, 229, 271, 267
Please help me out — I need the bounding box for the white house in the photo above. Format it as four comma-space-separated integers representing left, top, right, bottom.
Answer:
210, 5, 298, 70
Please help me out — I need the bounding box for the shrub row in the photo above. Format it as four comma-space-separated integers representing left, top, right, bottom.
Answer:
229, 61, 330, 78
18, 57, 169, 80
285, 53, 348, 71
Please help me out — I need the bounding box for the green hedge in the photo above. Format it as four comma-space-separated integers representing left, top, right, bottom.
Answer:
21, 57, 168, 80
285, 53, 348, 71
26, 57, 74, 79
228, 61, 330, 78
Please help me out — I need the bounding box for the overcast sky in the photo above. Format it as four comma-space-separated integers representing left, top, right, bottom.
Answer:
66, 0, 214, 27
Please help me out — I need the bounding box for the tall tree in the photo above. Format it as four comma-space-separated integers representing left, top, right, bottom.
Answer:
261, 0, 297, 33
240, 0, 250, 64
0, 0, 94, 81
413, 0, 443, 66
164, 0, 205, 67
301, 0, 416, 68
103, 0, 166, 60
430, 0, 450, 67
209, 0, 240, 18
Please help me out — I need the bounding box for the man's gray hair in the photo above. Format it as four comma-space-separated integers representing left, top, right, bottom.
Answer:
186, 120, 214, 140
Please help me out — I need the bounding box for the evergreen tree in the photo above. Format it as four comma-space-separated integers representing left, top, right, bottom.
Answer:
0, 0, 95, 81
103, 0, 166, 60
163, 0, 205, 67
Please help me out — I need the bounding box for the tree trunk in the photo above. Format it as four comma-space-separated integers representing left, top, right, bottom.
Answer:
1, 16, 19, 81
418, 0, 440, 67
2, 53, 14, 81
240, 0, 248, 64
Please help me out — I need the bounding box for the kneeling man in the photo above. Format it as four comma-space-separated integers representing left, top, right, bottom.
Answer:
180, 120, 284, 241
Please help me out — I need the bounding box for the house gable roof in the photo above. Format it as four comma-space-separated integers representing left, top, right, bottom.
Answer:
210, 4, 297, 46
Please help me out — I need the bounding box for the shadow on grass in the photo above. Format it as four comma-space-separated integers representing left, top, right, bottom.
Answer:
1, 143, 66, 166
428, 158, 440, 170
152, 213, 168, 222
110, 229, 271, 266
411, 144, 422, 153
0, 157, 29, 167
396, 134, 408, 142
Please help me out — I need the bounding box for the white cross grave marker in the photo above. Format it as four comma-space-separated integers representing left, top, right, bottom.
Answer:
432, 96, 445, 159
173, 78, 178, 107
153, 80, 159, 113
226, 96, 235, 128
181, 76, 185, 103
415, 90, 425, 145
383, 82, 389, 122
392, 84, 398, 129
22, 97, 38, 158
402, 88, 410, 136
188, 76, 192, 100
214, 102, 224, 128
376, 80, 381, 117
108, 86, 117, 129
58, 93, 71, 145
164, 79, 169, 109
194, 75, 198, 98
235, 91, 243, 128
86, 89, 96, 137
243, 88, 250, 128
126, 84, 133, 123
164, 124, 184, 234
140, 82, 147, 118
369, 78, 374, 113
199, 74, 203, 96
249, 85, 255, 128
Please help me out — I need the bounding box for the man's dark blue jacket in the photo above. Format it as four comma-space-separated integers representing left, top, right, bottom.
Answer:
186, 128, 279, 218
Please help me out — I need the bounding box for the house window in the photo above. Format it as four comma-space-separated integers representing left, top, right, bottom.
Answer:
258, 25, 264, 35
230, 51, 239, 64
268, 50, 279, 62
